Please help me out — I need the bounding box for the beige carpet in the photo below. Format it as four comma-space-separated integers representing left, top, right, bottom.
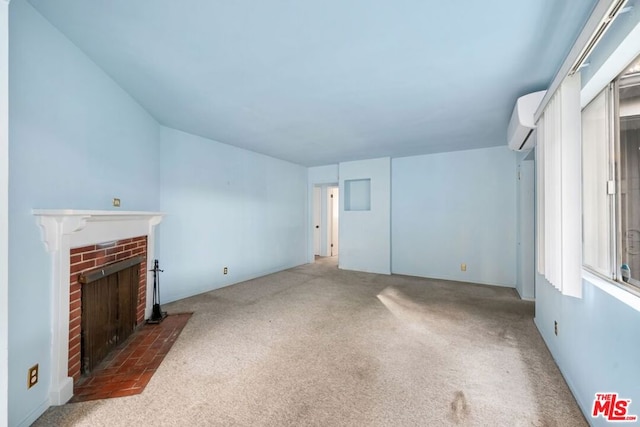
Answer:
34, 257, 586, 426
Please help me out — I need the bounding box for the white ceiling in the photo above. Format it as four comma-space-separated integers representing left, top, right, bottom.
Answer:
27, 0, 597, 166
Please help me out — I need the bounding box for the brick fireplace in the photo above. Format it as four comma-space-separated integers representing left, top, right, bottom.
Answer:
33, 210, 163, 405
68, 236, 148, 382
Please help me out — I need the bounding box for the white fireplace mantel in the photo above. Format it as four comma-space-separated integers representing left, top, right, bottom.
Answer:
33, 209, 164, 405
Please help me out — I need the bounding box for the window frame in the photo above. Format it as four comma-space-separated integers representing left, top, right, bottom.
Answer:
582, 70, 640, 298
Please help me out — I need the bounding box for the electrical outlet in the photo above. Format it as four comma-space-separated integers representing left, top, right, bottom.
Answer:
461, 263, 467, 272
28, 364, 38, 389
554, 321, 558, 336
112, 198, 121, 207
223, 267, 228, 275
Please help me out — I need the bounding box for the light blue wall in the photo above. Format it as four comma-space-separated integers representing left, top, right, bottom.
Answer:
339, 158, 391, 275
535, 274, 640, 426
0, 3, 8, 425
8, 1, 160, 425
308, 165, 339, 184
392, 146, 517, 286
157, 127, 307, 303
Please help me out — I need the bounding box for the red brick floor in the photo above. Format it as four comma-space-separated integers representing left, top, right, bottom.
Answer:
71, 313, 192, 403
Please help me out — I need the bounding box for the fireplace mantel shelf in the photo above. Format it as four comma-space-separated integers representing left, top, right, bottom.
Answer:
33, 210, 164, 252
33, 209, 164, 218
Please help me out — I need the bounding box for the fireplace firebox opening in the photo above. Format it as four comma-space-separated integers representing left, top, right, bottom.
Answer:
79, 256, 143, 375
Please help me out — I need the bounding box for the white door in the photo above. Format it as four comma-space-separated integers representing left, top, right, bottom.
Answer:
313, 186, 321, 256
330, 187, 339, 256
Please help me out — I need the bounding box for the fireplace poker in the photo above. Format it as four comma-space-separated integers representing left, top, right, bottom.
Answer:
147, 259, 168, 324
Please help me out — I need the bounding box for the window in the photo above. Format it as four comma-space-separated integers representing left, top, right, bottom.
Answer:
582, 55, 640, 294
582, 88, 612, 277
618, 71, 640, 287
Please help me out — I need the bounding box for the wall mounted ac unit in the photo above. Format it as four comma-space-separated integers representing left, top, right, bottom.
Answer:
507, 90, 546, 151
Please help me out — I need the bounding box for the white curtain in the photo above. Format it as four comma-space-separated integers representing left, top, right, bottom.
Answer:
536, 74, 583, 298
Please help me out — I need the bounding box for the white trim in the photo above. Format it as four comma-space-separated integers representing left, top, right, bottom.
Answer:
32, 210, 163, 405
581, 19, 640, 108
583, 269, 640, 312
0, 1, 8, 425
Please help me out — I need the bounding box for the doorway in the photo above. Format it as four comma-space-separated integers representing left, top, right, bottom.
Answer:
312, 184, 339, 258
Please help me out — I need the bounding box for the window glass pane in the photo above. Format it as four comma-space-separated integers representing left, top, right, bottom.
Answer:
618, 79, 640, 284
582, 89, 611, 276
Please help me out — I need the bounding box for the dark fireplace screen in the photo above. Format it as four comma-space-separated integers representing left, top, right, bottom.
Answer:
79, 256, 143, 375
